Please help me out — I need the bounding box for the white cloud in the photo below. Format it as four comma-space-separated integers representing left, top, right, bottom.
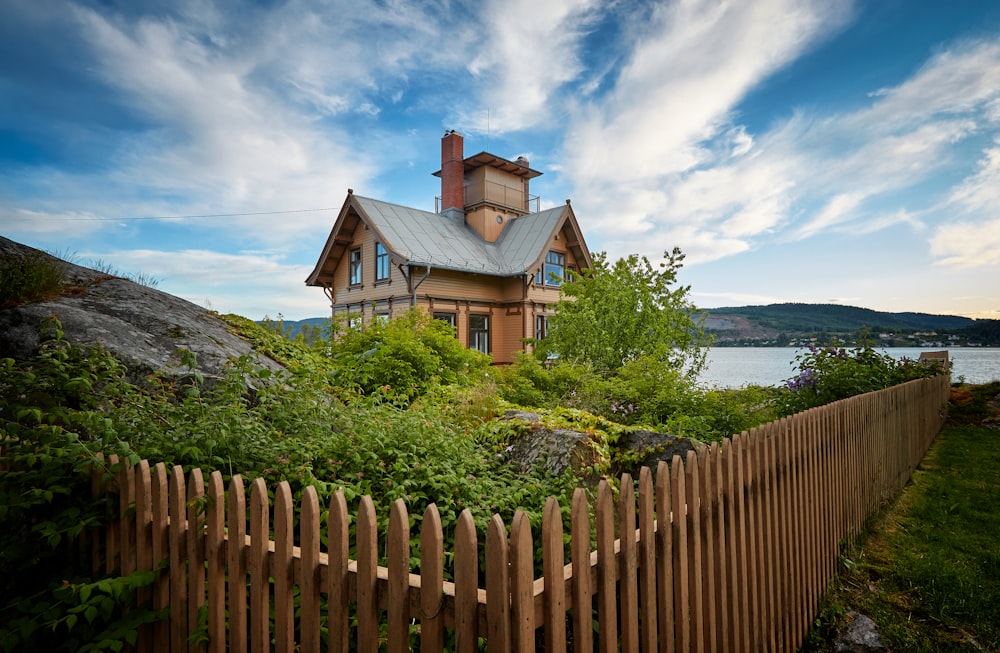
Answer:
462, 0, 597, 133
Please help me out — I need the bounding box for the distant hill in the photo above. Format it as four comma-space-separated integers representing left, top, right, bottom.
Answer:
257, 317, 328, 341
702, 303, 996, 346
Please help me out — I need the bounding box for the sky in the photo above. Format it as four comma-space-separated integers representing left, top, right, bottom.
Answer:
3, 0, 1000, 322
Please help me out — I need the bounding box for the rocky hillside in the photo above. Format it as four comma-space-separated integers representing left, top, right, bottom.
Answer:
0, 237, 282, 385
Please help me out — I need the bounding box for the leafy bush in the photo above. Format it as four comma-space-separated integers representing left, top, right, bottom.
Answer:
0, 249, 66, 307
330, 309, 490, 402
778, 341, 946, 415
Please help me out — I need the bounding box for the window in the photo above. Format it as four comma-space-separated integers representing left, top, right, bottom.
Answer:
535, 315, 550, 340
469, 314, 489, 354
433, 312, 456, 329
349, 247, 362, 286
375, 243, 390, 282
348, 315, 362, 331
536, 251, 566, 286
374, 312, 389, 325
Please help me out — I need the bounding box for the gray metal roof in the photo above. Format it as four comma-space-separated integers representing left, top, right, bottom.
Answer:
354, 195, 565, 276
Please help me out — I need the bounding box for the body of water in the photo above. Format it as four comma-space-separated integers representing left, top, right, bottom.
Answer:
699, 347, 1000, 388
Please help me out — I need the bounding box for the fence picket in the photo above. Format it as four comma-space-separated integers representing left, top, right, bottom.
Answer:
249, 478, 269, 653
542, 497, 567, 652
670, 454, 690, 651
327, 490, 349, 653
569, 489, 592, 653
510, 510, 535, 653
387, 498, 411, 653
638, 466, 658, 653
299, 486, 321, 653
655, 461, 675, 653
619, 474, 640, 653
226, 476, 247, 653
357, 496, 378, 653
186, 469, 206, 653
596, 480, 618, 652
700, 445, 718, 653
455, 510, 480, 652
486, 513, 512, 653
274, 482, 294, 653
169, 466, 187, 653
151, 463, 170, 649
421, 505, 446, 651
134, 460, 153, 652
206, 472, 225, 653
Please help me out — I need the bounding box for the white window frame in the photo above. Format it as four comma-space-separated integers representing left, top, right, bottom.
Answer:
469, 314, 489, 354
349, 247, 363, 286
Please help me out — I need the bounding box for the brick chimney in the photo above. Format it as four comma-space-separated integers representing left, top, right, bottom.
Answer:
440, 130, 464, 220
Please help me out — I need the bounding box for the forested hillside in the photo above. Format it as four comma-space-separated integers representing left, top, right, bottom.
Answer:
703, 303, 998, 346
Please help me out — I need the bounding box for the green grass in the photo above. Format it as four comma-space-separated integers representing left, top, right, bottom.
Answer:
805, 422, 1000, 651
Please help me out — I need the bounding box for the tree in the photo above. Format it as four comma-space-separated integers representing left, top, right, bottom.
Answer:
542, 247, 711, 375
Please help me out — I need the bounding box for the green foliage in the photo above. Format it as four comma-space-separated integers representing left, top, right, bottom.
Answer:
0, 249, 66, 307
330, 308, 490, 402
778, 339, 945, 415
497, 352, 779, 442
540, 248, 711, 376
0, 324, 159, 650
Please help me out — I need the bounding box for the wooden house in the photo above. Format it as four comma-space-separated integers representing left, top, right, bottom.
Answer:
305, 131, 593, 364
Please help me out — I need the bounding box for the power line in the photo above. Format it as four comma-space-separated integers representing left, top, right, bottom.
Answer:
29, 207, 339, 222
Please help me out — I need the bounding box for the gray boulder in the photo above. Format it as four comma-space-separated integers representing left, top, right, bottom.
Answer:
834, 611, 887, 653
0, 237, 282, 386
501, 409, 697, 480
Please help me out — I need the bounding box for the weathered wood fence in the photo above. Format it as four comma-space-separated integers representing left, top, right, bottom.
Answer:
92, 374, 950, 652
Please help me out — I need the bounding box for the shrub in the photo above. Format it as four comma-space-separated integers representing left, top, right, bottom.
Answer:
778, 340, 945, 415
330, 309, 490, 402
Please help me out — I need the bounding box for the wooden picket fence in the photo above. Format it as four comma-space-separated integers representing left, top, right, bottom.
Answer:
90, 374, 950, 652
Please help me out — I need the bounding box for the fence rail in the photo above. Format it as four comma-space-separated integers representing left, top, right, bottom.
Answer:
91, 374, 950, 652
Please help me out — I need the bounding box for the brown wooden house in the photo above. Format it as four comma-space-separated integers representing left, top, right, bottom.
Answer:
305, 131, 593, 364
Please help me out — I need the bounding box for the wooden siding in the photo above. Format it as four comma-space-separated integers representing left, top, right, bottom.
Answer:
83, 375, 951, 653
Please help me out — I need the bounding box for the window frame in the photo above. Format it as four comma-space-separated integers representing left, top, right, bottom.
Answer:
537, 250, 566, 287
433, 312, 457, 329
348, 247, 363, 286
469, 314, 490, 354
375, 242, 390, 282
535, 314, 550, 340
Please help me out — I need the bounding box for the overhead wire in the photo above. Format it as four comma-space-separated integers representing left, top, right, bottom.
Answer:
26, 207, 339, 221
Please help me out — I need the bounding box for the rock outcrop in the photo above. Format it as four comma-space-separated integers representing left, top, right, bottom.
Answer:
0, 237, 282, 385
501, 409, 698, 481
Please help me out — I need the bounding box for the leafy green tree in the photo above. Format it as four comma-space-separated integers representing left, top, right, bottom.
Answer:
541, 247, 711, 376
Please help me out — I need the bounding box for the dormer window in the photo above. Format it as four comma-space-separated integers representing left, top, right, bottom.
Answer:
536, 251, 566, 286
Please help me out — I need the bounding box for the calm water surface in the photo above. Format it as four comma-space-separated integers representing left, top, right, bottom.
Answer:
699, 347, 1000, 388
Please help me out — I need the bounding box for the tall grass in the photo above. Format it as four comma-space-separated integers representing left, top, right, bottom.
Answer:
0, 250, 66, 307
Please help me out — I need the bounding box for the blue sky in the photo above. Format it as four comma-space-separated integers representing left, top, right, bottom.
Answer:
3, 0, 1000, 321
